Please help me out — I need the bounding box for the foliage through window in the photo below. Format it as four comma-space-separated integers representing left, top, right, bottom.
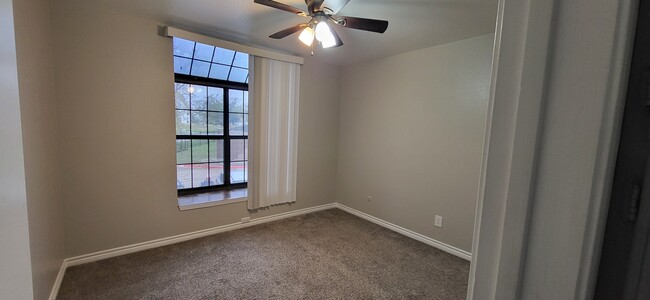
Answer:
173, 37, 249, 194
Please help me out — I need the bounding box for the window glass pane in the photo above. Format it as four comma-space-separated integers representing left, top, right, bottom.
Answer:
193, 43, 214, 62
190, 60, 210, 78
229, 90, 244, 113
229, 113, 243, 136
207, 87, 224, 111
231, 140, 245, 161
177, 164, 192, 189
174, 83, 190, 109
192, 164, 209, 188
208, 64, 229, 80
209, 140, 224, 162
213, 48, 235, 64
173, 57, 191, 75
228, 67, 248, 83
207, 112, 224, 135
190, 85, 207, 110
243, 91, 248, 113
176, 139, 191, 164
173, 37, 250, 85
191, 140, 209, 163
232, 52, 249, 68
173, 39, 252, 191
175, 110, 190, 135
210, 163, 225, 185
173, 38, 195, 58
191, 111, 207, 135
231, 162, 246, 183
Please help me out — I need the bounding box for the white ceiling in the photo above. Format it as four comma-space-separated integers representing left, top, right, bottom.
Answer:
91, 0, 498, 66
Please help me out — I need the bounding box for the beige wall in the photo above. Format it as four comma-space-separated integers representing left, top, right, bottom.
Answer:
0, 0, 34, 298
13, 0, 66, 298
51, 1, 340, 257
337, 34, 493, 252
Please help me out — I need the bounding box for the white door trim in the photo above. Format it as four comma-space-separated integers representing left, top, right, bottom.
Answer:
574, 0, 639, 298
469, 0, 638, 299
468, 0, 558, 298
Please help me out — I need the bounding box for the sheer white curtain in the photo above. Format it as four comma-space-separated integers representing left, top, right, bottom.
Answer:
247, 56, 300, 209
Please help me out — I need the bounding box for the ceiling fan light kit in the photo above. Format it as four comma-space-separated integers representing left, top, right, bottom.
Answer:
298, 26, 315, 46
253, 0, 388, 54
315, 21, 336, 48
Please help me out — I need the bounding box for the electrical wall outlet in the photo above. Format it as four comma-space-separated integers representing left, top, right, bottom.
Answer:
434, 215, 443, 228
367, 196, 373, 202
241, 217, 251, 223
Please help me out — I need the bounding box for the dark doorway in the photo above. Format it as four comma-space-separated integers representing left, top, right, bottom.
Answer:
594, 2, 650, 299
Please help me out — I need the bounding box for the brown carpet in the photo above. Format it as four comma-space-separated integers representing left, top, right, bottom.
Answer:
58, 209, 469, 299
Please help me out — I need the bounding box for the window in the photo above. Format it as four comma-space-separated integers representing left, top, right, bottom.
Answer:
173, 37, 249, 195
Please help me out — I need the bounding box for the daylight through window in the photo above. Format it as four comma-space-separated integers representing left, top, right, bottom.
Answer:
173, 37, 249, 194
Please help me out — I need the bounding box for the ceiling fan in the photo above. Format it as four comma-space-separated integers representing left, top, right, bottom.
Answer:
253, 0, 389, 51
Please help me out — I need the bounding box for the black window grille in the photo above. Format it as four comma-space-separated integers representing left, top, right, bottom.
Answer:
173, 37, 249, 195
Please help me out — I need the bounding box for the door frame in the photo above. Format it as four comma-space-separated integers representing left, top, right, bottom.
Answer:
468, 0, 639, 298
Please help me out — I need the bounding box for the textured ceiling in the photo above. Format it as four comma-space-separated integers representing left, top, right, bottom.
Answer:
90, 0, 498, 66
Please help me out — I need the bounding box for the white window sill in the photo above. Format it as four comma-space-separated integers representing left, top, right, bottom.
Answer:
178, 188, 248, 211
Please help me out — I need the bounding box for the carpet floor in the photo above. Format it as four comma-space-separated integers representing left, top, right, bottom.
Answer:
58, 209, 470, 299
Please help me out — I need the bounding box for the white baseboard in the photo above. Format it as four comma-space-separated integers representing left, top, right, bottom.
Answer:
49, 260, 67, 300
65, 203, 336, 268
49, 203, 336, 299
49, 202, 470, 299
335, 203, 472, 261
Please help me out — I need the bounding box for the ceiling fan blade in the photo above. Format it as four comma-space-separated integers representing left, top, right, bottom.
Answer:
322, 0, 350, 14
254, 0, 308, 16
330, 26, 344, 47
269, 24, 308, 39
338, 16, 389, 33
306, 0, 324, 13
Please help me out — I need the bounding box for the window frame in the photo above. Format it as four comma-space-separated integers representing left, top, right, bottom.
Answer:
175, 73, 249, 196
